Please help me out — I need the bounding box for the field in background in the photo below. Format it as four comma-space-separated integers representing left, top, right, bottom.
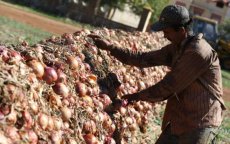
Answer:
0, 0, 94, 30
0, 12, 230, 143
222, 70, 230, 88
0, 16, 52, 46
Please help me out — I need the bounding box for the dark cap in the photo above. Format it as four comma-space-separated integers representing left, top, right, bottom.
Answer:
152, 5, 190, 31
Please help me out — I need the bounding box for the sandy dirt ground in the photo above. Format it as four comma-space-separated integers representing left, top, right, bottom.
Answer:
0, 1, 81, 35
0, 1, 229, 102
224, 88, 230, 101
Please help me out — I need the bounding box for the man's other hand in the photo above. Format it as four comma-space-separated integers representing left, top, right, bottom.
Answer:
88, 34, 112, 50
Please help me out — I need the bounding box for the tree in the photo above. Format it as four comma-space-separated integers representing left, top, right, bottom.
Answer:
100, 0, 127, 19
218, 19, 230, 39
84, 0, 169, 23
128, 0, 169, 23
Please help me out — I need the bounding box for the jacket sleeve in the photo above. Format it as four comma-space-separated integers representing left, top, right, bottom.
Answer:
135, 48, 212, 102
108, 44, 173, 68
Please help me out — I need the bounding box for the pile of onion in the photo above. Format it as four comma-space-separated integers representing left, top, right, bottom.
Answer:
0, 28, 169, 143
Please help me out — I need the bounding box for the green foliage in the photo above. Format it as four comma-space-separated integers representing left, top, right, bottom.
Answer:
128, 0, 169, 22
147, 0, 169, 23
218, 19, 230, 39
99, 0, 169, 24
222, 70, 230, 88
216, 101, 230, 143
100, 0, 127, 10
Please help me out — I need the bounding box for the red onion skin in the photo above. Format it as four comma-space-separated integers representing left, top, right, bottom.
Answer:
52, 83, 69, 98
43, 67, 58, 84
28, 130, 38, 143
57, 70, 67, 83
83, 134, 99, 144
22, 110, 33, 129
105, 137, 116, 144
75, 82, 87, 97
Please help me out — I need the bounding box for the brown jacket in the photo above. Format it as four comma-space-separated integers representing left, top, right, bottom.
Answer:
108, 34, 225, 135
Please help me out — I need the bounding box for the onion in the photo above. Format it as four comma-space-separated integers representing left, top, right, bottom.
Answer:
86, 107, 93, 116
78, 53, 85, 61
105, 137, 116, 144
129, 123, 137, 131
22, 110, 33, 129
97, 56, 103, 63
61, 106, 72, 121
64, 121, 70, 129
94, 112, 105, 122
69, 96, 76, 105
27, 73, 38, 84
107, 123, 116, 136
125, 117, 133, 125
54, 61, 65, 70
51, 131, 62, 144
53, 117, 63, 130
6, 109, 17, 125
0, 111, 5, 120
21, 40, 29, 46
66, 55, 79, 69
68, 138, 78, 144
49, 93, 62, 107
0, 132, 10, 144
47, 116, 54, 131
69, 44, 78, 52
43, 67, 58, 84
83, 134, 99, 144
29, 102, 39, 114
9, 50, 21, 64
52, 82, 69, 98
83, 120, 97, 134
84, 63, 91, 71
28, 130, 38, 143
134, 101, 144, 111
82, 96, 94, 107
75, 82, 87, 97
83, 29, 91, 34
63, 98, 70, 106
4, 126, 20, 141
4, 84, 16, 101
138, 81, 146, 90
20, 130, 38, 144
119, 107, 127, 115
57, 70, 67, 83
87, 74, 97, 85
0, 104, 10, 115
28, 60, 44, 78
38, 113, 48, 130
99, 94, 112, 108
134, 112, 141, 125
0, 47, 9, 62
92, 98, 103, 110
129, 78, 135, 86
123, 74, 130, 83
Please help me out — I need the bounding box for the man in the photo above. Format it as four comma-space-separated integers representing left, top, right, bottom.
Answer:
89, 5, 226, 144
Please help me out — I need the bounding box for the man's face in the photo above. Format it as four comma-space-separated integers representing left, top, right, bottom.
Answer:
162, 27, 184, 45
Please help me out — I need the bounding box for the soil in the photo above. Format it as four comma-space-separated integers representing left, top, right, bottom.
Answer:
0, 1, 230, 102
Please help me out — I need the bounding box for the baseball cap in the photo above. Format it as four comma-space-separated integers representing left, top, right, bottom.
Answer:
152, 5, 190, 31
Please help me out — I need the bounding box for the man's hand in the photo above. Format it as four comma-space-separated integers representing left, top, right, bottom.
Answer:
121, 93, 140, 103
88, 34, 112, 50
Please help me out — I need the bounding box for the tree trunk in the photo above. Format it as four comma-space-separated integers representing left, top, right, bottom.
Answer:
107, 8, 116, 19
87, 0, 101, 15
